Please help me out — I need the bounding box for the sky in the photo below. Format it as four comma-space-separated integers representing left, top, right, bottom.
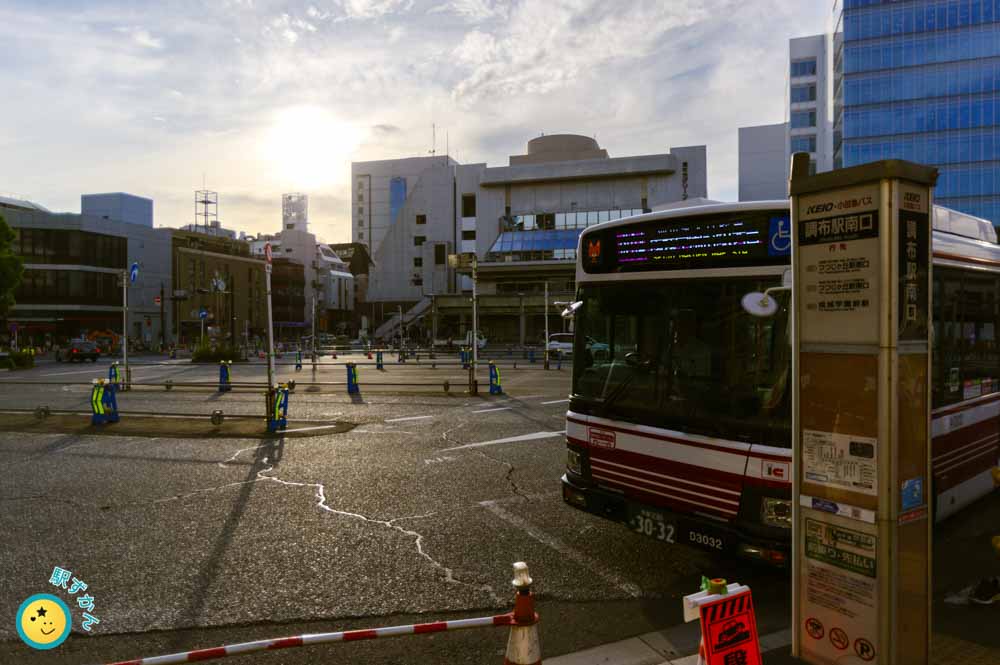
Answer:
0, 0, 830, 243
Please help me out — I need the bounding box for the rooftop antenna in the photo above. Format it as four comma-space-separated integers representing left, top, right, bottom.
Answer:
429, 123, 436, 156
195, 189, 218, 235
446, 130, 449, 159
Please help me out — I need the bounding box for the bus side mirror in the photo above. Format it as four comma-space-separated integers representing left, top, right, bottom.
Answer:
561, 301, 583, 319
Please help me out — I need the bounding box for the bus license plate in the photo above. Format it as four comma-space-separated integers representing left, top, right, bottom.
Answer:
628, 507, 676, 544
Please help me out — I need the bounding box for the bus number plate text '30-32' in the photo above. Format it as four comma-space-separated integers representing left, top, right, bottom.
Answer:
627, 506, 723, 550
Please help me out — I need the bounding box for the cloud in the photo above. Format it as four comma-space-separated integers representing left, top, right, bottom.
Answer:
430, 0, 510, 22
337, 0, 415, 20
0, 0, 829, 240
114, 25, 164, 49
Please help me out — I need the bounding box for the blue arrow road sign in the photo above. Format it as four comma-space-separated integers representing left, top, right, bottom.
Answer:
130, 262, 139, 284
199, 308, 208, 320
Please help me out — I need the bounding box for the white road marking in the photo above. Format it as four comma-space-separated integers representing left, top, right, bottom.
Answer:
385, 415, 435, 423
441, 430, 564, 452
36, 367, 110, 377
541, 398, 570, 405
471, 407, 511, 414
480, 500, 643, 598
278, 424, 345, 433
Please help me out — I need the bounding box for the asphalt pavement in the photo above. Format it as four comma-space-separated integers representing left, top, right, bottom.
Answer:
11, 352, 993, 664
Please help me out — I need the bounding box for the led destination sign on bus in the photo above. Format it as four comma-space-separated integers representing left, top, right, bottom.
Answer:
582, 211, 791, 273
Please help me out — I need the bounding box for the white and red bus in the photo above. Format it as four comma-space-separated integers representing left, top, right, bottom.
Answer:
561, 200, 999, 565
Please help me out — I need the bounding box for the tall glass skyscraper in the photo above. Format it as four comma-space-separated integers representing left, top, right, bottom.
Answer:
833, 0, 1000, 227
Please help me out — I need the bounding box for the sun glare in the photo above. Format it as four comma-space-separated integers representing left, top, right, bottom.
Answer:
263, 106, 363, 190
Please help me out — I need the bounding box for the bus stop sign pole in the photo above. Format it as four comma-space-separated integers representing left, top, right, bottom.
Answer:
790, 155, 937, 665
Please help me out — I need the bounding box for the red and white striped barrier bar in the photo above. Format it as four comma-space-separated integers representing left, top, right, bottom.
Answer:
103, 614, 515, 665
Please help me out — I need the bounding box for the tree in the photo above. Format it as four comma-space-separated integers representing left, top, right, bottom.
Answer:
0, 213, 24, 319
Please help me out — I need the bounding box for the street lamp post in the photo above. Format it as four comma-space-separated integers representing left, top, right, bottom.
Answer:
543, 280, 549, 369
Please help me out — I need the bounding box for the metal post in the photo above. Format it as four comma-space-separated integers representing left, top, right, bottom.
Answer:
122, 269, 129, 388
311, 295, 317, 369
472, 256, 478, 369
543, 281, 549, 369
431, 294, 437, 350
265, 264, 276, 390
398, 304, 403, 356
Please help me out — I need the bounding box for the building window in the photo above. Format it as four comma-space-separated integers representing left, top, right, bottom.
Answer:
435, 244, 446, 265
791, 110, 816, 129
462, 230, 476, 240
358, 193, 363, 202
358, 207, 364, 215
286, 224, 294, 230
359, 218, 364, 227
791, 135, 817, 153
414, 236, 426, 246
416, 214, 427, 225
791, 84, 816, 103
412, 277, 423, 286
791, 58, 817, 77
413, 257, 423, 267
359, 231, 364, 239
461, 194, 476, 217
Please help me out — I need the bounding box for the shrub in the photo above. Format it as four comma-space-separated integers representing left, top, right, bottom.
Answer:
4, 349, 35, 370
191, 343, 244, 363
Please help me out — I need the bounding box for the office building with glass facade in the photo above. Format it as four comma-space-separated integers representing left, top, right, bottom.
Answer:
834, 0, 1000, 226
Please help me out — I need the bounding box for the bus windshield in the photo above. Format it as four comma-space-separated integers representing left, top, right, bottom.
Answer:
572, 277, 791, 447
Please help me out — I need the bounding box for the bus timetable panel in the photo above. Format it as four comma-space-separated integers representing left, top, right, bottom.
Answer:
581, 210, 792, 274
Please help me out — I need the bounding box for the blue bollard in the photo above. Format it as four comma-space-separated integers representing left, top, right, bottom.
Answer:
528, 348, 536, 364
268, 385, 289, 432
295, 350, 303, 371
218, 360, 231, 393
91, 379, 119, 425
376, 350, 384, 370
109, 362, 123, 390
489, 361, 502, 395
347, 363, 360, 394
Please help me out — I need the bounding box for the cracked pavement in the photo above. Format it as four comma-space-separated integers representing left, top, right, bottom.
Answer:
0, 356, 791, 664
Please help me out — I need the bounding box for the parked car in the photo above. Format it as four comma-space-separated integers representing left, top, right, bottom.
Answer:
433, 331, 487, 350
547, 333, 575, 357
55, 340, 100, 363
547, 334, 609, 360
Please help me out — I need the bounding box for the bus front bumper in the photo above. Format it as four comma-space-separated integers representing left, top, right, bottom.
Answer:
561, 473, 789, 567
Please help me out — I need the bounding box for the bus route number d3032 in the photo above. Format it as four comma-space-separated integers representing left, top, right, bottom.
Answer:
630, 508, 676, 543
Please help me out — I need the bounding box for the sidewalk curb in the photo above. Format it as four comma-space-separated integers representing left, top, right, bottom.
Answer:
546, 627, 792, 665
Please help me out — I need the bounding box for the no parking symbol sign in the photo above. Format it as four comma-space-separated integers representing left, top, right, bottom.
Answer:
699, 590, 762, 665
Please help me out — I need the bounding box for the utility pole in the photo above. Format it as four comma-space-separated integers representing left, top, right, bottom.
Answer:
265, 243, 276, 390
122, 268, 129, 382
159, 282, 165, 350
311, 294, 317, 368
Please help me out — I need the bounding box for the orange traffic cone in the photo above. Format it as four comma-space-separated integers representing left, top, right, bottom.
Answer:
504, 562, 541, 665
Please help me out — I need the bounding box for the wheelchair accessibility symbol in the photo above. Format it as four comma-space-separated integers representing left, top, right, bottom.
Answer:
769, 216, 791, 256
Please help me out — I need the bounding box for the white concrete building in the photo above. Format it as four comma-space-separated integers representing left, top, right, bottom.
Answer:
353, 134, 708, 342
249, 195, 354, 331
738, 123, 788, 201
738, 33, 835, 200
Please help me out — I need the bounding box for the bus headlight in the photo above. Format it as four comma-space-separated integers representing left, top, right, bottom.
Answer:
566, 448, 583, 476
761, 498, 792, 528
